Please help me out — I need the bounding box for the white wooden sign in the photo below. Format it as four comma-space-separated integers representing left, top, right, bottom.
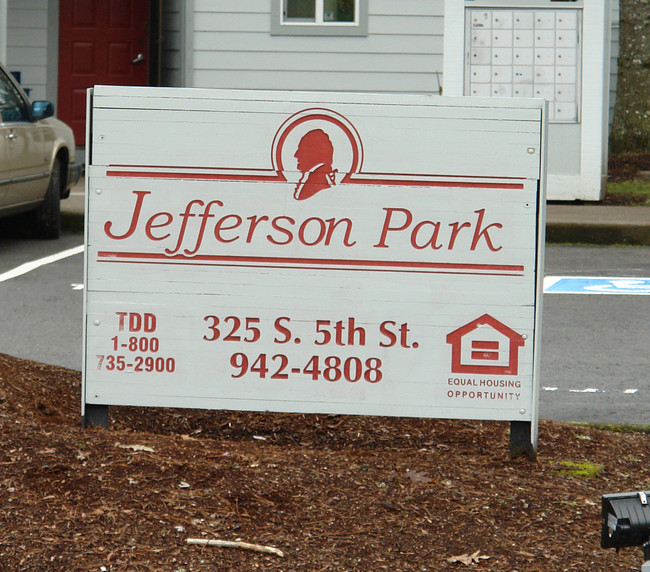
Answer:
83, 86, 546, 447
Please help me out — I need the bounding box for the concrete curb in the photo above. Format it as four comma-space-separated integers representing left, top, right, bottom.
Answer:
545, 223, 650, 245
545, 204, 650, 245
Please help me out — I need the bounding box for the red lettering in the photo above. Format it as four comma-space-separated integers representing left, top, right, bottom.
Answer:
299, 217, 327, 246
273, 317, 292, 343
378, 321, 397, 347
213, 214, 243, 244
104, 190, 150, 240
117, 312, 155, 332
116, 312, 127, 331
143, 313, 157, 332
246, 215, 270, 243
471, 209, 503, 251
374, 208, 412, 248
268, 216, 294, 245
448, 221, 472, 250
410, 220, 443, 250
144, 212, 173, 241
102, 195, 502, 256
184, 200, 223, 255
324, 218, 356, 247
164, 199, 204, 255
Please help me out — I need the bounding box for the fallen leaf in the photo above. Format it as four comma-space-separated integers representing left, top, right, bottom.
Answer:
446, 550, 490, 565
405, 469, 432, 483
116, 443, 155, 453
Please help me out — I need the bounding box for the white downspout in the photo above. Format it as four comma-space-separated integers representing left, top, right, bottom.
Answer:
0, 0, 8, 63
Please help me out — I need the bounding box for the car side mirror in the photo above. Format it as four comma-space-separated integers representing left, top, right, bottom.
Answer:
32, 100, 54, 120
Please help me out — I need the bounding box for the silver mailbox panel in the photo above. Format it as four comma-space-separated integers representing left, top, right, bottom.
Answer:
466, 8, 581, 123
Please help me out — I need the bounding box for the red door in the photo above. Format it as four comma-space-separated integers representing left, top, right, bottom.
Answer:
58, 0, 150, 144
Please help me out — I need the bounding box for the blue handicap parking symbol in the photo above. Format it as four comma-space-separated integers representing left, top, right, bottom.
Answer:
544, 277, 650, 295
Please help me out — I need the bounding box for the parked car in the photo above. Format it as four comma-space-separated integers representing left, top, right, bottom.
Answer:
0, 61, 81, 239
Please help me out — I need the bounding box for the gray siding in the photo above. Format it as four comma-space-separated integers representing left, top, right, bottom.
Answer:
1, 0, 619, 123
6, 0, 48, 100
161, 0, 184, 87
189, 0, 444, 94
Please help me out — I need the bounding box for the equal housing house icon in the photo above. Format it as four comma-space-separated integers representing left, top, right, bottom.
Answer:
446, 314, 526, 376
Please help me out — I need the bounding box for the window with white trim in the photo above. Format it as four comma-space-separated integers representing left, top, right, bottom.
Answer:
271, 0, 368, 36
286, 0, 355, 23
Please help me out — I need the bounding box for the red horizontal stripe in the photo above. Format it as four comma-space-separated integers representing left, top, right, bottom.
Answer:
471, 340, 500, 350
106, 165, 525, 190
471, 351, 500, 361
106, 170, 281, 182
349, 177, 524, 190
97, 251, 524, 274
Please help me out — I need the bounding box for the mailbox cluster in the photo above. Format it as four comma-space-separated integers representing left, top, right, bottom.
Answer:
467, 8, 581, 123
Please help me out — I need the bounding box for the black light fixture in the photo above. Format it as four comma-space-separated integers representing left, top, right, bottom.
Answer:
602, 491, 650, 566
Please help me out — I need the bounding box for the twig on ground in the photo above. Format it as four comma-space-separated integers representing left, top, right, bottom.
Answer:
186, 538, 285, 557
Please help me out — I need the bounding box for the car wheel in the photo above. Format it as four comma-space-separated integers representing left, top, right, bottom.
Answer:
32, 157, 61, 239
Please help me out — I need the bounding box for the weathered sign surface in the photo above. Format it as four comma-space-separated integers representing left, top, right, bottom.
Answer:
83, 87, 546, 445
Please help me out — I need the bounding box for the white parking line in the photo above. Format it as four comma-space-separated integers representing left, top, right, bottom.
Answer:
543, 386, 640, 395
0, 245, 84, 283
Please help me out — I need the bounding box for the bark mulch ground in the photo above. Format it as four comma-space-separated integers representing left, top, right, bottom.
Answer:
1, 352, 648, 571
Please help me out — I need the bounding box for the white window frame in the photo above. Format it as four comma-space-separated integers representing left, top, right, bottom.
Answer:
271, 0, 368, 36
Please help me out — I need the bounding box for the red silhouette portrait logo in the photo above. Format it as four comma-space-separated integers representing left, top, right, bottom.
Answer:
271, 108, 363, 202
293, 129, 338, 200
